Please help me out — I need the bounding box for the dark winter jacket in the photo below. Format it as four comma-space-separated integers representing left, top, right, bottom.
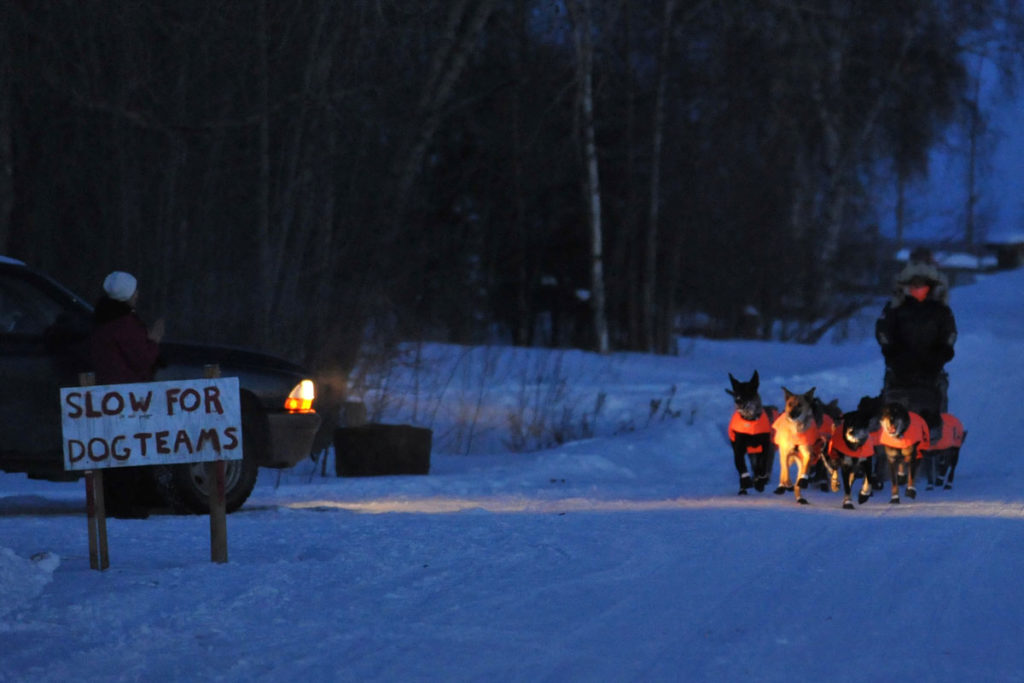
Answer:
876, 258, 956, 382
89, 297, 161, 384
875, 296, 956, 380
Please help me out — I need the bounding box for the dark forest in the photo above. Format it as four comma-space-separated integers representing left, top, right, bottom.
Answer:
1, 1, 1021, 378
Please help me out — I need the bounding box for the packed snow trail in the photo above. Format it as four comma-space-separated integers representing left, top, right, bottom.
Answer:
2, 267, 1024, 682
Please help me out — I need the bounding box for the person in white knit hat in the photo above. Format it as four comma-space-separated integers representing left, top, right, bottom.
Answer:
101, 270, 139, 304
89, 270, 165, 384
88, 270, 166, 518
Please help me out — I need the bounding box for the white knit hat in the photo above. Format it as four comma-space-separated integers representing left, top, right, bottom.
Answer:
103, 271, 138, 302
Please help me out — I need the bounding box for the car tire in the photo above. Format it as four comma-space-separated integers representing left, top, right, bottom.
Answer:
151, 455, 259, 514
150, 401, 263, 514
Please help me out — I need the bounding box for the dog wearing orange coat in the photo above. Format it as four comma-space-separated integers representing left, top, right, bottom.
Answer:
878, 402, 931, 504
772, 387, 829, 505
919, 411, 967, 490
726, 371, 778, 495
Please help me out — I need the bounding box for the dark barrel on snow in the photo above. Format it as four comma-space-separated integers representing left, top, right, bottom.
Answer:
334, 424, 432, 477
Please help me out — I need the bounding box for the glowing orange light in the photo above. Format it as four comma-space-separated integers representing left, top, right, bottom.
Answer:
285, 379, 316, 413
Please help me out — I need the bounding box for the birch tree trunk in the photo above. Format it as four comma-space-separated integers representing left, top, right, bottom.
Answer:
795, 2, 919, 322
569, 0, 609, 354
964, 53, 985, 250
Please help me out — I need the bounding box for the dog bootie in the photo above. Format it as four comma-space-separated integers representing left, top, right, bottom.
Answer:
754, 476, 767, 492
858, 490, 871, 505
889, 495, 900, 504
773, 486, 786, 495
906, 487, 917, 499
739, 473, 753, 492
842, 499, 854, 510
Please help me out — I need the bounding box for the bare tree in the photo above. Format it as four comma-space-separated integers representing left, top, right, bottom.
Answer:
390, 0, 498, 234
0, 5, 11, 254
642, 0, 676, 354
964, 50, 988, 249
567, 0, 609, 354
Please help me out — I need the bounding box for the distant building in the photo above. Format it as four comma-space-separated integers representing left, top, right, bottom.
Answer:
984, 231, 1024, 270
893, 245, 999, 288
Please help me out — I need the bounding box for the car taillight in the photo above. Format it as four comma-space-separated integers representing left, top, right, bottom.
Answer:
284, 379, 316, 413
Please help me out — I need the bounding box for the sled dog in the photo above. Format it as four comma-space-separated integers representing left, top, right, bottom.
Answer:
726, 371, 777, 495
829, 396, 882, 509
878, 402, 930, 503
918, 411, 966, 490
772, 387, 828, 504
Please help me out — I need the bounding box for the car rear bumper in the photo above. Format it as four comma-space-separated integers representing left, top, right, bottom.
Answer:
265, 412, 322, 468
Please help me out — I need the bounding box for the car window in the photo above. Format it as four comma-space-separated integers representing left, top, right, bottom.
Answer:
0, 271, 69, 335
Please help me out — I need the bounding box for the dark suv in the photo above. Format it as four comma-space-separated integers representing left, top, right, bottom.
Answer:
0, 255, 321, 513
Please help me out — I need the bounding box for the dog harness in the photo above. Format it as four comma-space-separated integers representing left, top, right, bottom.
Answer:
921, 413, 965, 451
771, 413, 828, 447
829, 429, 878, 459
879, 411, 930, 451
818, 414, 836, 443
729, 410, 773, 438
729, 409, 776, 453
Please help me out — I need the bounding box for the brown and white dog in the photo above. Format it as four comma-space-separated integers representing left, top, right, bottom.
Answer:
772, 387, 829, 504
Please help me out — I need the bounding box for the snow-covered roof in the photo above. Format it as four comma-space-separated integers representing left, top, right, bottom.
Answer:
894, 248, 997, 270
986, 231, 1024, 245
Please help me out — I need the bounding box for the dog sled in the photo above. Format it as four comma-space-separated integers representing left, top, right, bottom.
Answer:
881, 369, 957, 489
881, 369, 948, 416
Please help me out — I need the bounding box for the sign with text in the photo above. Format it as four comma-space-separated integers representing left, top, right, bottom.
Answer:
60, 377, 243, 471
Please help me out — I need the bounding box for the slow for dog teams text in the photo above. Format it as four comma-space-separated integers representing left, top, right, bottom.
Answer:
60, 377, 243, 471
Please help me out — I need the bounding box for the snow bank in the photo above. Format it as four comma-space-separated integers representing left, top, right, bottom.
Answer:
0, 548, 60, 621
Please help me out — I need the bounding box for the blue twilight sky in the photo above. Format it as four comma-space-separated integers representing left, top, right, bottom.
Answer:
893, 58, 1024, 246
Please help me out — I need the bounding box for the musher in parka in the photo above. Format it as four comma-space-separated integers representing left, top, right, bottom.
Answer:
875, 249, 957, 415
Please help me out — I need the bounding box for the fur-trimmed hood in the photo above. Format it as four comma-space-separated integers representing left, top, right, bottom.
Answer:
889, 261, 950, 306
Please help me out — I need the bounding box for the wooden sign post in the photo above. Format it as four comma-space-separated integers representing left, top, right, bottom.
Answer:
204, 364, 228, 564
80, 372, 109, 571
60, 371, 243, 568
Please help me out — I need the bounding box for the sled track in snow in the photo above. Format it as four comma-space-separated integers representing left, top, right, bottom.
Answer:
279, 495, 1024, 519
3, 493, 1022, 519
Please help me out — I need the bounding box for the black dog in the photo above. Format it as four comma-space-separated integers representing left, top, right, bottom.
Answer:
726, 371, 777, 494
879, 402, 931, 503
918, 410, 967, 490
807, 396, 842, 492
829, 395, 882, 509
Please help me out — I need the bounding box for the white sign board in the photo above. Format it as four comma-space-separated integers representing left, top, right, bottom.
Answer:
60, 377, 243, 471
